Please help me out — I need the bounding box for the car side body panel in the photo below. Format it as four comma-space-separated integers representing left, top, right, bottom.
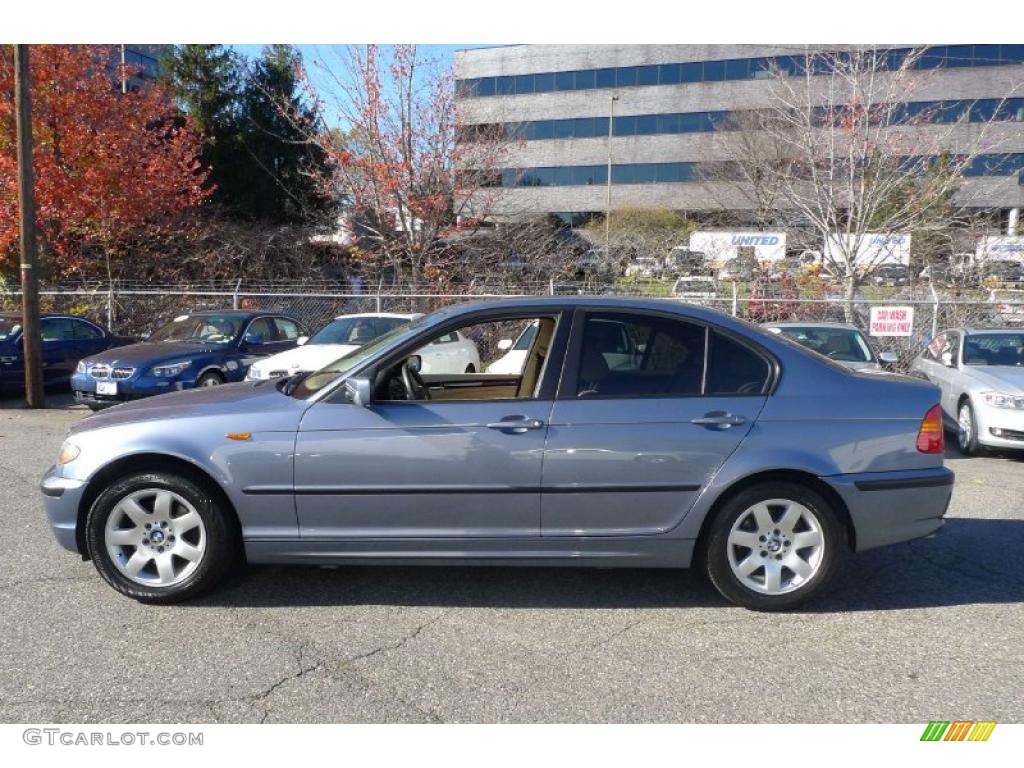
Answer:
42, 298, 953, 571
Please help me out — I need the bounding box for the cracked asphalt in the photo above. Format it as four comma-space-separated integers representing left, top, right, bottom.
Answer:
1, 394, 1023, 723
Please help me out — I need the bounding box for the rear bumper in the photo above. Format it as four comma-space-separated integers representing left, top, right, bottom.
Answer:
824, 466, 954, 552
40, 465, 87, 554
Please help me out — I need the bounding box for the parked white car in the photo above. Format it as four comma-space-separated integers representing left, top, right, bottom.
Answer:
764, 322, 898, 372
989, 289, 1024, 325
910, 328, 1024, 455
245, 313, 421, 381
624, 256, 662, 279
487, 321, 539, 374
417, 328, 482, 373
671, 276, 718, 304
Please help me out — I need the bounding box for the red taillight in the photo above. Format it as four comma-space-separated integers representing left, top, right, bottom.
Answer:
917, 404, 945, 453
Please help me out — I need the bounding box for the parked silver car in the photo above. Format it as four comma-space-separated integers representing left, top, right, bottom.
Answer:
41, 298, 953, 610
763, 322, 899, 372
909, 328, 1024, 455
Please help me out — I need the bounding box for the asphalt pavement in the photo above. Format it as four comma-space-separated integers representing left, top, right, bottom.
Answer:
1, 393, 1022, 723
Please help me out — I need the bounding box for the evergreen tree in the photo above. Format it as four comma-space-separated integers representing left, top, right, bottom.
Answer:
160, 44, 330, 223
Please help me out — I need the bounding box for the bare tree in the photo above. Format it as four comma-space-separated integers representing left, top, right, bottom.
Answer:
273, 45, 513, 289
762, 48, 1023, 312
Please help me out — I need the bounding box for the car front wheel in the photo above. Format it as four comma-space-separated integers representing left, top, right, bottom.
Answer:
957, 399, 983, 456
84, 471, 236, 603
704, 482, 845, 611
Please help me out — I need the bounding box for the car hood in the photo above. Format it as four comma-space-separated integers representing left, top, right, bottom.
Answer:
963, 366, 1024, 392
69, 379, 305, 436
249, 343, 359, 374
82, 341, 226, 366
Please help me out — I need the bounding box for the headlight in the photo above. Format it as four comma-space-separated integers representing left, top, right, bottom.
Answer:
58, 442, 81, 465
981, 391, 1024, 410
76, 360, 87, 374
148, 360, 193, 378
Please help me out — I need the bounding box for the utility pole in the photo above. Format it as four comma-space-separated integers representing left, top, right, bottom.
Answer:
604, 94, 619, 256
15, 45, 45, 408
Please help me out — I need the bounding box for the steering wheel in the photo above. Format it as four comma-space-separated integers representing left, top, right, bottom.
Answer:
736, 380, 762, 394
400, 358, 430, 401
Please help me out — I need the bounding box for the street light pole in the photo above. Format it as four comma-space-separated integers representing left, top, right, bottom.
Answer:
604, 94, 618, 255
14, 44, 45, 408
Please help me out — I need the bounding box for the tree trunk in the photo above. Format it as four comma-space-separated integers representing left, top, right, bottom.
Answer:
843, 272, 857, 324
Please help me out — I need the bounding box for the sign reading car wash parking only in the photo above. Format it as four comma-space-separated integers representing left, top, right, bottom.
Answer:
869, 306, 915, 336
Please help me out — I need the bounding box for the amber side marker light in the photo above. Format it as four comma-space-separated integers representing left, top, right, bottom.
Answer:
917, 404, 945, 454
226, 432, 252, 441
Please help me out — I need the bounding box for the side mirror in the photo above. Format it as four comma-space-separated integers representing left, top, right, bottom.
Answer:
243, 333, 263, 347
497, 338, 513, 351
407, 354, 422, 373
296, 336, 309, 346
941, 351, 954, 367
344, 376, 372, 407
879, 351, 899, 365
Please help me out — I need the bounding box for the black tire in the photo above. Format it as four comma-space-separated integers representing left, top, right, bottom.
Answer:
703, 481, 846, 611
464, 364, 476, 374
196, 371, 225, 388
84, 471, 236, 603
957, 399, 985, 456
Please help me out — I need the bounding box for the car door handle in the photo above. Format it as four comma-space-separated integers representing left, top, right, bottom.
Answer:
690, 412, 747, 428
486, 416, 545, 432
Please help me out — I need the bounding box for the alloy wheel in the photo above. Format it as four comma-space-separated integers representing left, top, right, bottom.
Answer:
726, 499, 825, 595
958, 404, 972, 451
104, 489, 207, 587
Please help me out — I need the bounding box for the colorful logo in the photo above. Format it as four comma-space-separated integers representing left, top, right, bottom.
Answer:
921, 721, 997, 741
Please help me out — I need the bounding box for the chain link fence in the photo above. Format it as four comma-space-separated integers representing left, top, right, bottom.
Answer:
1, 279, 1020, 373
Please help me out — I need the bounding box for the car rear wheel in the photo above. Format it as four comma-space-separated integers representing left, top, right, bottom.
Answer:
704, 482, 845, 611
957, 400, 984, 456
84, 472, 236, 603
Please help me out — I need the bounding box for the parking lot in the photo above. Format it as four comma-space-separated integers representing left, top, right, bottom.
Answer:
1, 394, 1022, 723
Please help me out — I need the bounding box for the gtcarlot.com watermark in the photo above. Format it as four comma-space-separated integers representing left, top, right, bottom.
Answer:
23, 728, 203, 746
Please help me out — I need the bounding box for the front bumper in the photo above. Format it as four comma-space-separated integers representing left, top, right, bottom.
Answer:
824, 466, 954, 551
71, 372, 194, 408
973, 403, 1024, 449
40, 465, 88, 554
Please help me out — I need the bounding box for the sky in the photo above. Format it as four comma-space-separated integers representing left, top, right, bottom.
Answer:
231, 44, 486, 127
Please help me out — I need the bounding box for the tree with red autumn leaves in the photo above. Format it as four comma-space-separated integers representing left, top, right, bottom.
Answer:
0, 45, 208, 277
287, 45, 510, 285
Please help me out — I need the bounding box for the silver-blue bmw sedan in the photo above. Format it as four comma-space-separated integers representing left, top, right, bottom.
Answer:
40, 297, 953, 611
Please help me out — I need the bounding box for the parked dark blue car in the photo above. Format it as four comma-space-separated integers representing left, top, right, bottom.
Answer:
0, 312, 135, 395
71, 310, 306, 410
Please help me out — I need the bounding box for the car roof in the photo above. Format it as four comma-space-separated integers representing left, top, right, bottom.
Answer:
182, 310, 299, 321
959, 327, 1024, 335
329, 312, 422, 321
0, 311, 98, 321
764, 321, 862, 331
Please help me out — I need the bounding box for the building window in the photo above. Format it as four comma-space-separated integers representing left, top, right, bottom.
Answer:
456, 46, 1024, 98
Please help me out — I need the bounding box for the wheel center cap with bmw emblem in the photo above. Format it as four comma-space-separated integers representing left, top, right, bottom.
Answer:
150, 529, 166, 545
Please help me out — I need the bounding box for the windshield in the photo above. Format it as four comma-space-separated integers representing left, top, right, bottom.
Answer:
963, 333, 1024, 366
309, 316, 410, 346
148, 314, 243, 344
774, 326, 874, 363
513, 322, 539, 351
289, 314, 428, 399
0, 318, 22, 341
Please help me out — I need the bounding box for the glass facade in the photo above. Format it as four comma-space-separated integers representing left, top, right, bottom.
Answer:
464, 99, 1024, 143
490, 154, 1024, 188
458, 46, 1024, 98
